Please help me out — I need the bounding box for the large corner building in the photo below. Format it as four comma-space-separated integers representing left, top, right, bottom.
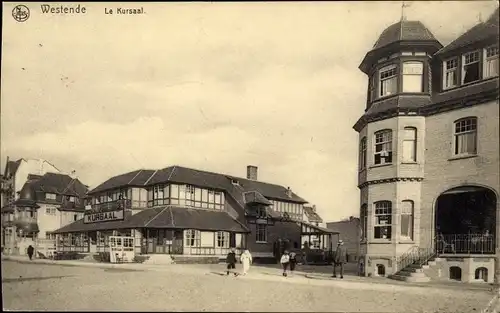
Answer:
354, 9, 499, 283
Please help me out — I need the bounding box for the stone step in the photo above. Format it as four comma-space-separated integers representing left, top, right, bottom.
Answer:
389, 274, 431, 283
404, 266, 424, 273
398, 270, 427, 278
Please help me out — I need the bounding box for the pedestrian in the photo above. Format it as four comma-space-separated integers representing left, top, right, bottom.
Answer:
240, 249, 253, 276
332, 240, 347, 279
27, 245, 34, 261
226, 248, 238, 276
280, 250, 290, 277
289, 251, 297, 275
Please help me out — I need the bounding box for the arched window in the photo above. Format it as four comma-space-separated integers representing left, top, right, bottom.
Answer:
374, 201, 392, 239
400, 200, 414, 240
454, 117, 477, 156
359, 137, 367, 170
360, 204, 368, 241
379, 65, 398, 97
402, 62, 424, 92
449, 266, 462, 281
475, 267, 488, 282
402, 127, 417, 162
376, 264, 386, 276
374, 130, 393, 165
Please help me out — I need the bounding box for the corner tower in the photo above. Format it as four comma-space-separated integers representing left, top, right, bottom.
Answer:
353, 19, 443, 277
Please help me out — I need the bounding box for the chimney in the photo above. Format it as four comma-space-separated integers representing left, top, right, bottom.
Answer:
246, 165, 258, 180
286, 187, 292, 198
69, 170, 77, 179
312, 205, 316, 212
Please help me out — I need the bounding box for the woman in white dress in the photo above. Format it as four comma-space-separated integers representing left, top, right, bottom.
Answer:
240, 250, 253, 275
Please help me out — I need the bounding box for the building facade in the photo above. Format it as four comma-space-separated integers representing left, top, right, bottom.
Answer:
1, 169, 88, 256
354, 10, 499, 283
327, 217, 362, 262
53, 165, 335, 260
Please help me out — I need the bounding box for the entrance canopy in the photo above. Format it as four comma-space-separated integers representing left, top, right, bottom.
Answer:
52, 206, 250, 234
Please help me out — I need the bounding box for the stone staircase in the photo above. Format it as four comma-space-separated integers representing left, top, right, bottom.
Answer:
389, 246, 437, 283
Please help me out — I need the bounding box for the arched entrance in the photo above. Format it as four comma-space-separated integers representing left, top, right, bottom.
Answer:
435, 186, 497, 254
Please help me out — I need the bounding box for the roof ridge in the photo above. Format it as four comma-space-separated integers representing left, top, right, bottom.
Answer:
144, 169, 159, 185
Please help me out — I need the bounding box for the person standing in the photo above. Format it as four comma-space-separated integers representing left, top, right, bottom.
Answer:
27, 245, 34, 261
226, 248, 238, 276
289, 251, 297, 275
280, 250, 290, 277
333, 240, 347, 279
240, 249, 253, 276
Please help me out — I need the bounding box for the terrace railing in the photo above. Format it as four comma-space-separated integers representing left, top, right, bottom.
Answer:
435, 234, 495, 255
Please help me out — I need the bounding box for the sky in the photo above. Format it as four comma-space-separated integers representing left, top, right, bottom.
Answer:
1, 1, 498, 222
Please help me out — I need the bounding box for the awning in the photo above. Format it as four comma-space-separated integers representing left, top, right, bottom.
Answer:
52, 206, 250, 234
301, 221, 339, 235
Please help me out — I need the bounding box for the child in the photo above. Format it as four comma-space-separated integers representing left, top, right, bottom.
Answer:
226, 248, 237, 276
280, 250, 290, 277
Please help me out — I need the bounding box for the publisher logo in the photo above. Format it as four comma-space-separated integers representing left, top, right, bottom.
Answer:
12, 5, 30, 22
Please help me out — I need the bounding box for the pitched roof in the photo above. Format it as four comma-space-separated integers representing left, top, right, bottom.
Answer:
89, 169, 156, 193
436, 8, 499, 56
303, 206, 323, 223
52, 205, 250, 234
89, 165, 308, 204
372, 20, 439, 50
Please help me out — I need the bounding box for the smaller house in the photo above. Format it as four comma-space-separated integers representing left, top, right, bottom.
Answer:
327, 217, 362, 262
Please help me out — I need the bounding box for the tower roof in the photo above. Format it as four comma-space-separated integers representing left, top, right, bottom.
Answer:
372, 20, 438, 50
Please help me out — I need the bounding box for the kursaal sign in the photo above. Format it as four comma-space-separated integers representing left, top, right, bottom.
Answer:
84, 210, 124, 224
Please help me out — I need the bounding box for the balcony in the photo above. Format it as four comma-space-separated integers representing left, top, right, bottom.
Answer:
436, 234, 496, 255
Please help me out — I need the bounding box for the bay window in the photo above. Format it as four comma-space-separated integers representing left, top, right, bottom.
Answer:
185, 229, 201, 247
402, 62, 424, 92
374, 201, 392, 240
374, 130, 393, 165
402, 127, 417, 162
379, 65, 398, 97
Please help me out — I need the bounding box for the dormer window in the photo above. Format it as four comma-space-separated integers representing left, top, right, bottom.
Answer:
484, 45, 499, 78
402, 62, 424, 93
443, 58, 458, 89
45, 193, 56, 200
462, 51, 480, 84
379, 65, 398, 97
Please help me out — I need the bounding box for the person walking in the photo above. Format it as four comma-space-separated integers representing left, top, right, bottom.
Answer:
240, 249, 253, 276
289, 251, 297, 275
27, 245, 34, 261
280, 250, 290, 277
226, 248, 238, 276
333, 240, 347, 279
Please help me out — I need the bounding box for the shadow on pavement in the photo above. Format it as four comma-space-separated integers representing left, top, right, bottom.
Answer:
2, 275, 74, 284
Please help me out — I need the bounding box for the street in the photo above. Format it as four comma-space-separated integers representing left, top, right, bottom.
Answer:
2, 260, 497, 312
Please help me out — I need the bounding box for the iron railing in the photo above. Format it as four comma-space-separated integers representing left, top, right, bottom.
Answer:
435, 234, 495, 255
394, 245, 436, 273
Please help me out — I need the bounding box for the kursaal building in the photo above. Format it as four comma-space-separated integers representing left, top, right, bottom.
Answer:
354, 9, 499, 283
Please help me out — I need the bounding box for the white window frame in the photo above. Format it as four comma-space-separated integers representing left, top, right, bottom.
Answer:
45, 193, 56, 200
374, 201, 392, 240
442, 57, 458, 90
402, 61, 424, 93
453, 117, 478, 156
374, 129, 393, 165
255, 224, 267, 243
400, 200, 414, 241
461, 50, 480, 84
359, 137, 367, 170
379, 64, 398, 97
483, 45, 499, 79
402, 127, 417, 163
45, 207, 56, 215
216, 231, 229, 248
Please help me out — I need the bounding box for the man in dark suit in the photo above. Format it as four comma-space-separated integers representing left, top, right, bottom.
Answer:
332, 240, 347, 279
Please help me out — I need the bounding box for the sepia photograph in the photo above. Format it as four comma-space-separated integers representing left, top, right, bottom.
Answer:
1, 1, 499, 312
